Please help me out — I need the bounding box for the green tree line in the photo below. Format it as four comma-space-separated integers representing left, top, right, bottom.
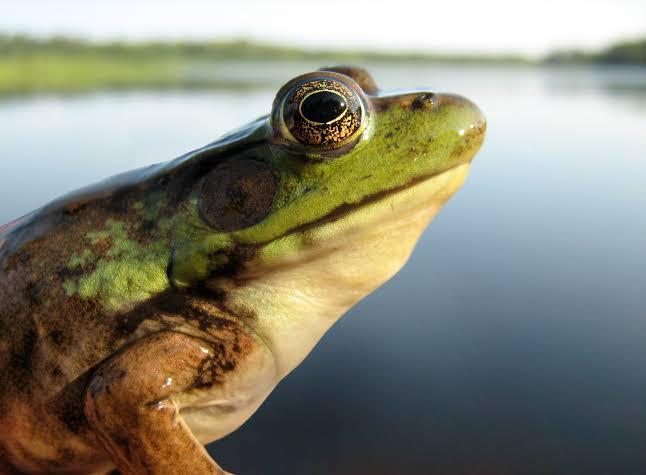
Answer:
545, 38, 646, 65
0, 34, 643, 95
0, 34, 529, 63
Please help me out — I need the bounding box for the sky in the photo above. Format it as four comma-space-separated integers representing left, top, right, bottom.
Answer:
1, 0, 645, 56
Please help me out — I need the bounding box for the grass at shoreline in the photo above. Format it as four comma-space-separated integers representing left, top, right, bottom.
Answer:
0, 35, 644, 95
0, 55, 182, 94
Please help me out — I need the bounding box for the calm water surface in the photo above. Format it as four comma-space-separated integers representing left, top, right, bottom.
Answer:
1, 64, 645, 474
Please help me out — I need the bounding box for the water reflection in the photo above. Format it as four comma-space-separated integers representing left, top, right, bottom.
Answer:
0, 65, 644, 474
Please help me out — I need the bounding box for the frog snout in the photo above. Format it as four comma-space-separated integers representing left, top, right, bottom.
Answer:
435, 93, 486, 132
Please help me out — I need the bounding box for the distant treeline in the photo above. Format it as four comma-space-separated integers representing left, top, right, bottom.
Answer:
2, 34, 645, 65
0, 34, 643, 95
2, 34, 644, 65
0, 35, 529, 64
545, 38, 646, 65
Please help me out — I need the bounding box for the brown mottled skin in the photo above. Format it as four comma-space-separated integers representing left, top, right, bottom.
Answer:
0, 66, 486, 474
0, 183, 264, 474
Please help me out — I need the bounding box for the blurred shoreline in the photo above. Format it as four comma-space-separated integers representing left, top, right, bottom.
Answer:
0, 34, 644, 96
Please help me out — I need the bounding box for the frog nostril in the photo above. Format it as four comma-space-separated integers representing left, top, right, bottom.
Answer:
411, 93, 435, 111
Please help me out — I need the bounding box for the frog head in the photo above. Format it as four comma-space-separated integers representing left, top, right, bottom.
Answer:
169, 66, 486, 300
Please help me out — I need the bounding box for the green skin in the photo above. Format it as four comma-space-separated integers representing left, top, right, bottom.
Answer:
0, 67, 485, 474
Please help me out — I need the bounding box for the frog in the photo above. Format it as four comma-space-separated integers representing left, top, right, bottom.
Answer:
0, 66, 485, 475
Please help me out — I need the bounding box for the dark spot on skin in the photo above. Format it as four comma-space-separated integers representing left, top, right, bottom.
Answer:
299, 185, 316, 197
384, 132, 394, 139
371, 100, 390, 113
63, 201, 87, 215
51, 366, 64, 378
140, 218, 156, 234
49, 329, 65, 346
204, 244, 258, 283
373, 93, 438, 113
411, 93, 435, 110
56, 266, 85, 280
24, 281, 42, 303
105, 192, 131, 215
193, 344, 238, 389
198, 158, 278, 232
18, 250, 31, 263
166, 248, 177, 291
8, 326, 37, 374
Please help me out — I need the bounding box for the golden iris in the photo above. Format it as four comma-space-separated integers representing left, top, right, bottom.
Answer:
273, 74, 367, 151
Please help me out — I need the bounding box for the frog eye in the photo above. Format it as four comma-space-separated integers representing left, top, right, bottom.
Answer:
271, 72, 370, 152
198, 159, 278, 232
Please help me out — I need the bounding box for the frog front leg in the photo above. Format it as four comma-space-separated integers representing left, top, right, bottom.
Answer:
84, 330, 275, 475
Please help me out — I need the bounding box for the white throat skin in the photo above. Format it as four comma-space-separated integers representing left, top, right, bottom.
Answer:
224, 163, 470, 380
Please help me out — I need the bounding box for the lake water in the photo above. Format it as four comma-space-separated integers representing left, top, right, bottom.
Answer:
1, 63, 645, 474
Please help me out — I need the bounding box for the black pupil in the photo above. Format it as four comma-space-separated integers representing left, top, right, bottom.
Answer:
300, 91, 347, 123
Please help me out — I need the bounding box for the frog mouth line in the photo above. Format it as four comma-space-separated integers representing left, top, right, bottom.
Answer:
271, 163, 468, 243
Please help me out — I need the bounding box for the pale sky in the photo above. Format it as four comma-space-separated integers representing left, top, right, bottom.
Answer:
1, 0, 645, 56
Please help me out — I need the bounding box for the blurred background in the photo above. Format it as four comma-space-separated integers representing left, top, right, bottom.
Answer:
1, 1, 645, 473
